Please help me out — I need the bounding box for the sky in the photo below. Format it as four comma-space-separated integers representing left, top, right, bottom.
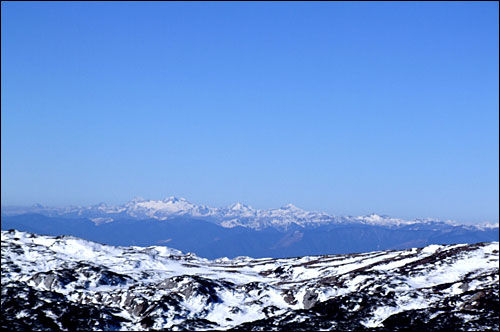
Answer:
1, 2, 498, 223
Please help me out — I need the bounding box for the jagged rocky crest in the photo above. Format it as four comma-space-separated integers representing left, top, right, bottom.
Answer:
2, 230, 498, 331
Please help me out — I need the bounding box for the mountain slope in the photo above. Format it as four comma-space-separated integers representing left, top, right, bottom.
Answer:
2, 214, 499, 259
2, 230, 498, 331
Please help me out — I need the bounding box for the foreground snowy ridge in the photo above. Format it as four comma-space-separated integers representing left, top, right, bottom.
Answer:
2, 196, 499, 230
2, 230, 498, 331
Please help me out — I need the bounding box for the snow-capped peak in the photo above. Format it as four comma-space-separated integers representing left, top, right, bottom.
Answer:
94, 202, 108, 208
228, 202, 253, 211
281, 203, 301, 210
123, 196, 203, 219
163, 196, 186, 203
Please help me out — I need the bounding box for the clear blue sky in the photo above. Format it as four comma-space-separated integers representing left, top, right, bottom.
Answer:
1, 2, 498, 223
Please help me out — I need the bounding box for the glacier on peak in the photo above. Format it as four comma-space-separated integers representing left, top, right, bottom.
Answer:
228, 202, 253, 211
281, 203, 301, 210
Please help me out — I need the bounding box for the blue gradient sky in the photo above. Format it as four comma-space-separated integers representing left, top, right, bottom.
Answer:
1, 2, 498, 223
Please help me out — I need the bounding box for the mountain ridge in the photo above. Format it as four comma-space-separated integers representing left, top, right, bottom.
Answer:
2, 196, 498, 231
2, 213, 498, 259
2, 230, 498, 331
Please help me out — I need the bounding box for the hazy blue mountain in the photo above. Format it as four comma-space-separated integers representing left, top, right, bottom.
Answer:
2, 213, 498, 259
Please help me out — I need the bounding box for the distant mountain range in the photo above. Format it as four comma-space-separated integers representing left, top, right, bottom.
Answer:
2, 196, 498, 230
1, 197, 498, 259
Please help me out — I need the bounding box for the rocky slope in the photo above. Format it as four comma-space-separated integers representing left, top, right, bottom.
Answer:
1, 230, 499, 331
